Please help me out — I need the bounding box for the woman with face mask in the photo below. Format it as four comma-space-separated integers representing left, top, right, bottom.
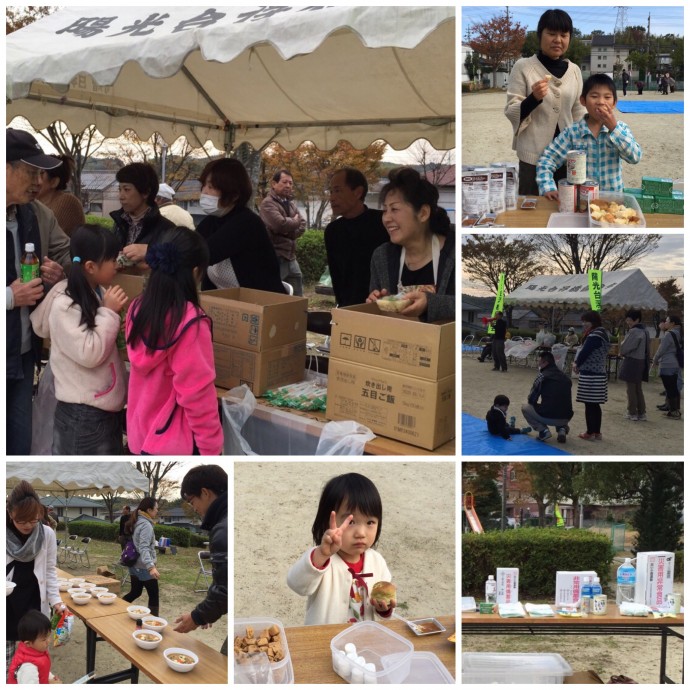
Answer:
196, 159, 286, 293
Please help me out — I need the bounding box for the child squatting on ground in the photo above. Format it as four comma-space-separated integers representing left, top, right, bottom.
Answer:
486, 394, 532, 440
7, 611, 61, 684
536, 74, 643, 196
287, 473, 396, 625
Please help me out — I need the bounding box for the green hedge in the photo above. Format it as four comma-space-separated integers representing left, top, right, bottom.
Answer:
62, 521, 205, 547
296, 229, 327, 285
675, 550, 683, 580
463, 528, 614, 597
85, 214, 115, 231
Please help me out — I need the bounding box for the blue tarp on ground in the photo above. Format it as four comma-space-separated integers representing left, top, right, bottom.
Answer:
616, 101, 683, 114
462, 413, 572, 456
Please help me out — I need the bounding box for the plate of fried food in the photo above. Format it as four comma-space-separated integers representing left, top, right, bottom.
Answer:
588, 193, 645, 228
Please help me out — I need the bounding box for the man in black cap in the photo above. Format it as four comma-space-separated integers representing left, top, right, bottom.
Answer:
6, 128, 71, 454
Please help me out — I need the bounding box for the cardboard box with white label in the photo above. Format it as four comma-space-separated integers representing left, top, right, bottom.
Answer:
555, 571, 598, 606
634, 551, 675, 607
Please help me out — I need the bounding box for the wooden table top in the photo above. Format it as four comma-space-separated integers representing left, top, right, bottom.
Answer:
217, 387, 455, 456
494, 196, 683, 228
283, 615, 455, 684
88, 612, 228, 684
462, 610, 684, 626
59, 590, 132, 621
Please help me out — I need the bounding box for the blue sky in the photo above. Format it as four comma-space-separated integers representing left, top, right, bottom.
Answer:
462, 6, 685, 40
461, 233, 684, 295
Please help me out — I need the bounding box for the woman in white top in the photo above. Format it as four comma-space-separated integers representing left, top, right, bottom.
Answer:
505, 9, 586, 195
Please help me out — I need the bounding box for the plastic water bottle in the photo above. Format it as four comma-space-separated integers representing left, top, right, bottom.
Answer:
591, 575, 603, 600
485, 575, 497, 603
616, 558, 636, 605
581, 576, 592, 614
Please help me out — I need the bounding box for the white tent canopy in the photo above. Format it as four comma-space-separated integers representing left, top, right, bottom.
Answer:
7, 6, 455, 151
6, 461, 149, 496
505, 269, 667, 310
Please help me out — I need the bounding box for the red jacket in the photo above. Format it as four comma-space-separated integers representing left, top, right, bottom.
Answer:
125, 301, 223, 455
7, 642, 51, 684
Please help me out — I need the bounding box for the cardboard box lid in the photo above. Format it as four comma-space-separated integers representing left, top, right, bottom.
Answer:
200, 287, 307, 350
330, 302, 455, 380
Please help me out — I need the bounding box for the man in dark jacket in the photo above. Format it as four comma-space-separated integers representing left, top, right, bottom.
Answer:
490, 311, 508, 372
174, 465, 228, 654
521, 351, 574, 443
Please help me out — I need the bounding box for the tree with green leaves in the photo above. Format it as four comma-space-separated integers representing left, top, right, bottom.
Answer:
469, 14, 526, 88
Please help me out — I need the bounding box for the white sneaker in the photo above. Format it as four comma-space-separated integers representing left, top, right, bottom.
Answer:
624, 414, 639, 421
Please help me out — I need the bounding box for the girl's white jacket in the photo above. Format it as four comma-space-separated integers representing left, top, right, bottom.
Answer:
287, 547, 391, 625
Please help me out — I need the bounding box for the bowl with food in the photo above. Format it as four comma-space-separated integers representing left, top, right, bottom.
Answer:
57, 580, 71, 592
142, 616, 168, 632
68, 577, 86, 584
72, 592, 92, 606
97, 592, 118, 605
132, 630, 163, 650
6, 581, 17, 597
79, 582, 96, 591
588, 192, 645, 228
376, 295, 411, 313
91, 587, 109, 596
127, 605, 151, 620
68, 587, 86, 597
164, 648, 199, 673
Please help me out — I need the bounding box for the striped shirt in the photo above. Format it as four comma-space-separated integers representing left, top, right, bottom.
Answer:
536, 116, 642, 194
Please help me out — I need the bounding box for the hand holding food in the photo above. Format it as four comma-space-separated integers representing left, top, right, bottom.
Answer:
367, 288, 389, 303
399, 291, 428, 318
370, 581, 397, 612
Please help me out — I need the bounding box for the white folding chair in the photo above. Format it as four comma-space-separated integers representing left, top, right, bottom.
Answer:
193, 551, 213, 592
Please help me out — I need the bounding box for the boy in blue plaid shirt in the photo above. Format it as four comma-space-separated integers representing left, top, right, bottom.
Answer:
537, 74, 642, 198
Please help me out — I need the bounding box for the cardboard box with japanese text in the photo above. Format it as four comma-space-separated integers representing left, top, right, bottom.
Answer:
634, 551, 674, 607
555, 570, 598, 606
496, 567, 519, 604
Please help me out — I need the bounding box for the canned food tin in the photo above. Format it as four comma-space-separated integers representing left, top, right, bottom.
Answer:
558, 179, 577, 213
579, 179, 599, 212
592, 594, 607, 616
566, 150, 587, 184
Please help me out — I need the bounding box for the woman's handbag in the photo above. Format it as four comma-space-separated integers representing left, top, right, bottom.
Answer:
120, 539, 139, 567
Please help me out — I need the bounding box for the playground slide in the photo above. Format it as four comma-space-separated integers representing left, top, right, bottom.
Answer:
464, 492, 484, 533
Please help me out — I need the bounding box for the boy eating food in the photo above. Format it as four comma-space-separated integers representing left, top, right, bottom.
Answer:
537, 74, 642, 197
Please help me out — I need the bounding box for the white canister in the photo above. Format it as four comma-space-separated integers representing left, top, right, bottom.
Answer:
592, 594, 608, 615
558, 179, 577, 213
665, 592, 682, 614
566, 150, 587, 184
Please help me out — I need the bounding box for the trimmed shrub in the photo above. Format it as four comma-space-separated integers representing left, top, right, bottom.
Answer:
296, 229, 327, 285
62, 521, 203, 547
463, 528, 614, 597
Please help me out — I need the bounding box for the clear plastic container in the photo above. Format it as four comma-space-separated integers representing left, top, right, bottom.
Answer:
546, 212, 589, 228
588, 191, 646, 228
462, 652, 573, 684
403, 652, 454, 683
330, 621, 414, 684
234, 617, 293, 684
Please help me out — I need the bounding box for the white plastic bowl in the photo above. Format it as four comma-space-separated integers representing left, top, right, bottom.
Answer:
163, 648, 199, 673
72, 593, 92, 605
6, 581, 17, 597
68, 577, 86, 584
58, 581, 71, 592
68, 588, 86, 597
127, 605, 151, 620
132, 629, 163, 650
80, 582, 96, 590
142, 616, 168, 632
91, 587, 109, 595
97, 592, 117, 605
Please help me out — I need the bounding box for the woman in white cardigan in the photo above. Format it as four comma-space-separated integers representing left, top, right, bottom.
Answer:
6, 481, 67, 665
505, 9, 586, 194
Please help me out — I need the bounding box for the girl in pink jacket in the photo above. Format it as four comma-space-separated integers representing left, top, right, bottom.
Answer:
126, 227, 222, 455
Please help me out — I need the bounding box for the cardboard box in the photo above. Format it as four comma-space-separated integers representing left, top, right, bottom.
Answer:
111, 272, 146, 301
565, 671, 605, 684
213, 340, 305, 395
200, 288, 307, 351
642, 176, 673, 197
326, 358, 455, 450
496, 567, 519, 604
634, 551, 674, 607
330, 303, 455, 381
555, 571, 597, 606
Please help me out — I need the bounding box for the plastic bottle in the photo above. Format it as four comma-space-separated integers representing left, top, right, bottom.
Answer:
485, 574, 497, 603
591, 575, 603, 599
581, 576, 592, 614
21, 242, 40, 283
616, 558, 636, 605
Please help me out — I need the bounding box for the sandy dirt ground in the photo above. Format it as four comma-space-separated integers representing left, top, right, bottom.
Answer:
462, 90, 684, 188
50, 557, 227, 684
461, 354, 683, 456
234, 462, 456, 628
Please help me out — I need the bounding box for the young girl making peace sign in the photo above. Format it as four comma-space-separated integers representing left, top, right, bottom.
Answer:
287, 473, 395, 625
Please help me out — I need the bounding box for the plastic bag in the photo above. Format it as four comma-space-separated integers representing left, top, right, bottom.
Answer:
31, 362, 56, 455
51, 607, 74, 647
316, 421, 375, 455
222, 385, 258, 456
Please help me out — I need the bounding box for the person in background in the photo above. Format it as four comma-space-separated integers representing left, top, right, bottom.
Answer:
488, 311, 508, 372
366, 167, 455, 322
635, 80, 644, 96
504, 9, 586, 194
259, 169, 306, 295
6, 128, 72, 455
154, 183, 195, 230
118, 506, 131, 548
618, 308, 650, 422
324, 168, 388, 306
122, 497, 160, 616
110, 162, 173, 269
6, 610, 62, 684
652, 314, 683, 420
486, 394, 531, 440
621, 69, 630, 97
196, 159, 285, 293
34, 155, 85, 237
564, 327, 579, 348
173, 465, 228, 655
